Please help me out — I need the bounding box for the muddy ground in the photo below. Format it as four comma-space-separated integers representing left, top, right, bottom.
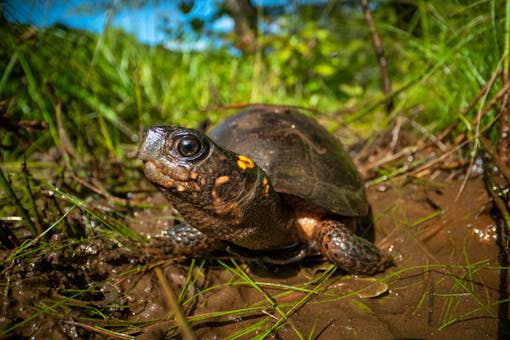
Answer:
1, 145, 509, 339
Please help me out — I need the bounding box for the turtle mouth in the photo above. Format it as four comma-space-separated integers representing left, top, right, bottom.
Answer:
142, 161, 171, 186
141, 159, 192, 188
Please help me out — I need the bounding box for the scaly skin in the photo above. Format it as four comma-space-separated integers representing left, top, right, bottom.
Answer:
314, 220, 391, 274
149, 223, 220, 256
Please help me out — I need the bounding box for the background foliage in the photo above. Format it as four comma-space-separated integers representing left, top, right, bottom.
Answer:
1, 0, 508, 165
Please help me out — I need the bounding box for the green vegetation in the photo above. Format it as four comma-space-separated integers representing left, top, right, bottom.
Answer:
1, 0, 510, 338
2, 1, 509, 161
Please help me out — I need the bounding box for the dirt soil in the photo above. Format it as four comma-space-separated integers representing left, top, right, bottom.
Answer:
1, 153, 509, 339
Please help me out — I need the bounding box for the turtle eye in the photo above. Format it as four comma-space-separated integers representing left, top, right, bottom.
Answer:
176, 135, 202, 158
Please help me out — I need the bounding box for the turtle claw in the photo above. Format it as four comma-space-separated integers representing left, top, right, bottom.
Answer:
314, 220, 391, 275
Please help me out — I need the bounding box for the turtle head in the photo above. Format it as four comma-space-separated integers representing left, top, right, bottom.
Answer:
139, 125, 268, 235
138, 125, 211, 188
138, 126, 264, 199
139, 125, 296, 249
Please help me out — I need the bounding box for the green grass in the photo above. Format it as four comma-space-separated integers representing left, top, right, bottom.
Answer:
1, 0, 510, 338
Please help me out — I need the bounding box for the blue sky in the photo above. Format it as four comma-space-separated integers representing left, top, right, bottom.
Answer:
3, 0, 235, 48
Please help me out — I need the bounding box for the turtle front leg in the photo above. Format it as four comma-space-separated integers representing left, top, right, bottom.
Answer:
149, 223, 222, 256
314, 220, 391, 274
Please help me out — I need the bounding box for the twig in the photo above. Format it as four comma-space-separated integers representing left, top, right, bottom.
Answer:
408, 119, 447, 152
360, 0, 393, 114
389, 116, 403, 151
437, 67, 501, 142
410, 138, 470, 177
455, 76, 489, 201
499, 19, 509, 162
482, 161, 510, 232
451, 80, 510, 199
498, 3, 509, 160
469, 80, 510, 128
358, 112, 446, 174
454, 151, 476, 202
491, 184, 510, 234
479, 135, 510, 182
497, 99, 509, 163
68, 172, 128, 207
362, 145, 417, 175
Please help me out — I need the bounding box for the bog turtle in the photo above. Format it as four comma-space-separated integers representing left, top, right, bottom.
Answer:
138, 105, 390, 274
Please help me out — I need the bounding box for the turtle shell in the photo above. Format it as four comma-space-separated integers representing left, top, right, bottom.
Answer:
209, 105, 368, 217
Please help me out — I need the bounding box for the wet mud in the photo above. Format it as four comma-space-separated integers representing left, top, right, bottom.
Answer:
1, 162, 509, 339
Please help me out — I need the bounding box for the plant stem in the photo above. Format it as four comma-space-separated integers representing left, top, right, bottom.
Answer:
359, 0, 393, 114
